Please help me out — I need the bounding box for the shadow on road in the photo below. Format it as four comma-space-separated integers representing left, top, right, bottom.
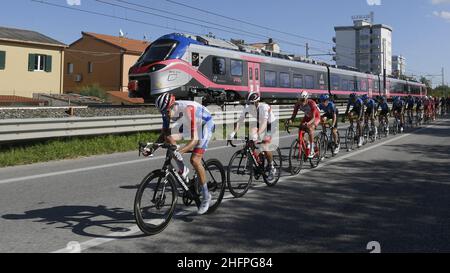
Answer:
2, 205, 146, 239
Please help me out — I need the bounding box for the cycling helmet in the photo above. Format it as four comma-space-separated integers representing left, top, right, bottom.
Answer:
299, 90, 309, 100
361, 94, 369, 101
246, 92, 261, 103
155, 93, 175, 112
319, 94, 330, 102
350, 93, 357, 99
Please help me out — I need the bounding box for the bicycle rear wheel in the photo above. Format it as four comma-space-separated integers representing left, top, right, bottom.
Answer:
310, 136, 322, 168
204, 159, 226, 214
134, 170, 178, 236
288, 139, 304, 175
318, 132, 328, 159
261, 146, 282, 187
345, 127, 355, 151
227, 150, 253, 198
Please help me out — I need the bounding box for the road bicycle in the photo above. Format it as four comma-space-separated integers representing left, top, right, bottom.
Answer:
392, 114, 402, 135
227, 137, 282, 198
134, 142, 226, 235
343, 118, 362, 151
285, 121, 322, 176
378, 115, 390, 138
318, 121, 340, 158
362, 118, 377, 144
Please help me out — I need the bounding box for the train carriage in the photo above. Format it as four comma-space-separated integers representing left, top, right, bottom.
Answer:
128, 33, 426, 104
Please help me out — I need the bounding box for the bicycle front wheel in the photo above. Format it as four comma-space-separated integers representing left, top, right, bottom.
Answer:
345, 127, 355, 151
227, 150, 253, 198
288, 139, 304, 175
204, 159, 226, 214
134, 170, 178, 236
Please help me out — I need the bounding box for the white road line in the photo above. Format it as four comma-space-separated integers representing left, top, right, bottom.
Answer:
52, 121, 444, 253
0, 135, 294, 185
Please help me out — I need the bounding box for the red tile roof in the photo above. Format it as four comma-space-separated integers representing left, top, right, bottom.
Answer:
83, 32, 150, 54
0, 95, 47, 105
106, 91, 144, 104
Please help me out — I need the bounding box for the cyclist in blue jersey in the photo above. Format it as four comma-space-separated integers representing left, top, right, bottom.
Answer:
406, 95, 415, 125
149, 93, 215, 215
376, 96, 390, 129
343, 93, 365, 147
392, 96, 406, 133
319, 94, 340, 154
362, 94, 378, 136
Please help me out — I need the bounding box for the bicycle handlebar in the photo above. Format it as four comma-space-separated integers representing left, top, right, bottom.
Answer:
138, 142, 178, 157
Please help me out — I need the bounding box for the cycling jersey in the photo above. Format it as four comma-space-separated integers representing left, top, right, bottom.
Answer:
345, 98, 364, 118
238, 102, 278, 141
292, 99, 321, 127
163, 100, 215, 154
377, 101, 389, 113
406, 98, 415, 109
238, 103, 277, 129
416, 99, 423, 110
365, 99, 376, 112
393, 100, 405, 112
319, 101, 339, 118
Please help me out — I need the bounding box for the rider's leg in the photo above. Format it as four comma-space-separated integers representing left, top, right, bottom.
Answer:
167, 134, 185, 173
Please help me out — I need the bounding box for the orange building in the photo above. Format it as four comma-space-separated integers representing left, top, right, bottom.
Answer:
64, 32, 150, 93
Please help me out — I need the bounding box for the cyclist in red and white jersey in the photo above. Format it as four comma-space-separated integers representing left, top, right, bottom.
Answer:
287, 91, 320, 159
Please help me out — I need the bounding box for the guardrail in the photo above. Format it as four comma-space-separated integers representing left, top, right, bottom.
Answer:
0, 105, 348, 143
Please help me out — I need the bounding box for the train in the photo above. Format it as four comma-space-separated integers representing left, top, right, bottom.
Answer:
128, 33, 427, 104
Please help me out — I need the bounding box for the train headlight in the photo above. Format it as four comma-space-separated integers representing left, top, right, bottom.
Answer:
128, 80, 138, 91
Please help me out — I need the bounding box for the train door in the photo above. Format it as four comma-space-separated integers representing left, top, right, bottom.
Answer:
368, 76, 373, 98
248, 62, 261, 95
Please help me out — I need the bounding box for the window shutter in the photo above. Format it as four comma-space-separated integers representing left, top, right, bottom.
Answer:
28, 54, 36, 71
45, 55, 52, 72
0, 51, 5, 70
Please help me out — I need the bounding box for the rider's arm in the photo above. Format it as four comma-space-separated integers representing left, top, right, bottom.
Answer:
290, 103, 300, 122
231, 105, 249, 137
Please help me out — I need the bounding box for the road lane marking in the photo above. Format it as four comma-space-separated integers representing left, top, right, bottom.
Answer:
52, 121, 445, 253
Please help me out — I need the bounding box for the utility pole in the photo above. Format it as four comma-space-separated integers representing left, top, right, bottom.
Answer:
442, 67, 445, 87
306, 43, 310, 59
383, 39, 386, 93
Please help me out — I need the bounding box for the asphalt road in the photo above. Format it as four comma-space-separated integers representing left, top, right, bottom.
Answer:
0, 118, 449, 253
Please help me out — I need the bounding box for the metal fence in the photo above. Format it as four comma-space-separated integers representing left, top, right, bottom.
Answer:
0, 105, 348, 143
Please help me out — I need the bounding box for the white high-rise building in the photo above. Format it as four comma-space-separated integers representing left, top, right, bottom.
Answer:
392, 55, 406, 77
334, 20, 392, 76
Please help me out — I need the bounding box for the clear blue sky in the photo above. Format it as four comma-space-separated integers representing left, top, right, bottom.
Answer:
1, 0, 449, 85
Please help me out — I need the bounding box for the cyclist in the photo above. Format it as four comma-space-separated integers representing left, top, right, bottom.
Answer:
318, 94, 340, 154
406, 95, 415, 126
362, 94, 378, 137
228, 92, 278, 177
392, 96, 405, 132
150, 93, 215, 215
287, 90, 320, 158
424, 96, 431, 121
377, 96, 390, 131
416, 96, 424, 123
440, 96, 447, 116
343, 93, 365, 147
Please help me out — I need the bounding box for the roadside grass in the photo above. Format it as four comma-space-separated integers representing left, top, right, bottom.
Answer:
0, 131, 160, 168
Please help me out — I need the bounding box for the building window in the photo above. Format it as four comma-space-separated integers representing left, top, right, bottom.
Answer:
279, 72, 290, 88
0, 51, 5, 70
88, 62, 93, 74
28, 54, 52, 72
230, 59, 243, 77
68, 63, 74, 74
213, 57, 226, 75
304, 75, 314, 89
293, 75, 303, 88
264, 70, 277, 87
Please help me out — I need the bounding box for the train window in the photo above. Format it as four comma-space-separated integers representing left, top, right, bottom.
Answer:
293, 75, 303, 88
349, 81, 355, 91
305, 75, 314, 89
331, 75, 340, 90
230, 60, 243, 77
249, 68, 253, 80
280, 72, 291, 88
140, 39, 177, 63
213, 57, 226, 75
360, 80, 368, 92
255, 69, 259, 80
342, 79, 349, 91
264, 70, 277, 87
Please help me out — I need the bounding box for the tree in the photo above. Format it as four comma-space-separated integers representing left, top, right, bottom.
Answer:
431, 85, 450, 98
420, 76, 432, 89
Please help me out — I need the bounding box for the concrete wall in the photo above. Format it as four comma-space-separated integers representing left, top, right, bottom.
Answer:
335, 29, 357, 68
122, 54, 141, 91
0, 41, 64, 98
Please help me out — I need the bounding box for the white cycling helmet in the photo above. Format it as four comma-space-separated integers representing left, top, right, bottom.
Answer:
246, 92, 261, 103
299, 90, 309, 100
155, 93, 175, 112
